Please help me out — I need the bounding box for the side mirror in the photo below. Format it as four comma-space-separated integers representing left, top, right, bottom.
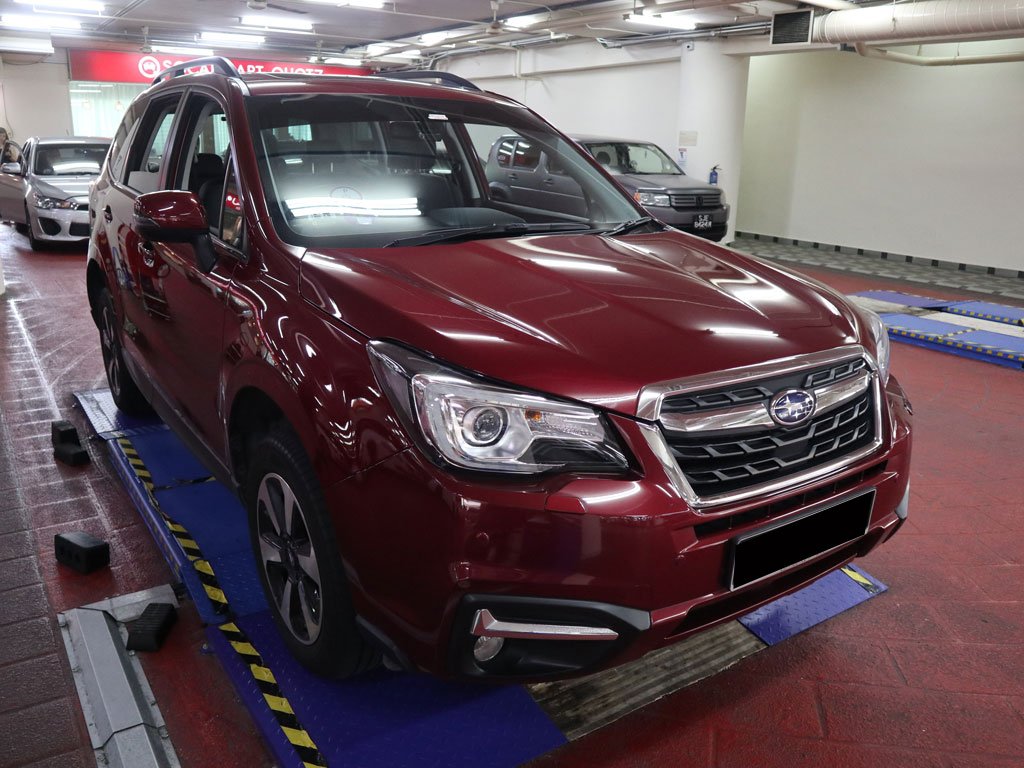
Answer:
1, 162, 22, 175
133, 190, 217, 273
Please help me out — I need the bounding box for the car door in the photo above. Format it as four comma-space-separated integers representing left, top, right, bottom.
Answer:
0, 140, 27, 223
538, 151, 587, 217
126, 90, 242, 459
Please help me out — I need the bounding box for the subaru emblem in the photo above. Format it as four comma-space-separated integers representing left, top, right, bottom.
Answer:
769, 389, 816, 426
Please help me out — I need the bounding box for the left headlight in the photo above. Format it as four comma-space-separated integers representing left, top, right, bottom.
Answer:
634, 191, 671, 208
33, 192, 76, 210
860, 309, 891, 384
368, 341, 629, 474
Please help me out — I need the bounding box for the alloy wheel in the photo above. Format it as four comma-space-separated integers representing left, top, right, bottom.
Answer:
100, 303, 122, 398
256, 472, 323, 645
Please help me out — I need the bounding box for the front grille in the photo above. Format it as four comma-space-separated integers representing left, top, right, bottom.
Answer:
76, 203, 89, 211
69, 222, 90, 237
670, 192, 721, 210
661, 356, 876, 498
663, 358, 866, 415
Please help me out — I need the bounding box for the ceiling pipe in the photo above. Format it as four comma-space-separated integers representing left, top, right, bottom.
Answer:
814, 0, 1024, 44
599, 21, 770, 46
854, 40, 1024, 64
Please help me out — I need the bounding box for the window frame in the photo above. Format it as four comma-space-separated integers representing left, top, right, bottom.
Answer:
121, 90, 186, 192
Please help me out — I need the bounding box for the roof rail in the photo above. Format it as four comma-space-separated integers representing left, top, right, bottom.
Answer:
152, 56, 240, 85
381, 70, 481, 91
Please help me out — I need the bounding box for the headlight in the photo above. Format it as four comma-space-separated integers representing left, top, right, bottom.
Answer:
861, 309, 891, 384
634, 191, 671, 207
368, 341, 629, 474
33, 192, 76, 210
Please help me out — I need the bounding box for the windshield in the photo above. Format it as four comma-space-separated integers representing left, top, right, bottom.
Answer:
34, 144, 109, 176
584, 142, 683, 176
247, 94, 641, 248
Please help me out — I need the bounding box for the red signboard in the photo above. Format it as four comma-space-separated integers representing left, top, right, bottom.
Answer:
69, 49, 369, 84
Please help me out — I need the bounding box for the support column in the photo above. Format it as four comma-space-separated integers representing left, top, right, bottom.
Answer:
678, 42, 750, 244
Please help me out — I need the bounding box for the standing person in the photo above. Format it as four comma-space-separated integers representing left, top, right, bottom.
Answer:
0, 128, 20, 164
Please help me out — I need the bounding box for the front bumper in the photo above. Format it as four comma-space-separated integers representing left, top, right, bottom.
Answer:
30, 205, 90, 242
327, 374, 912, 681
647, 203, 730, 242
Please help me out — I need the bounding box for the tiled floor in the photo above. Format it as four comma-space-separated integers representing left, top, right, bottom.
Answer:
735, 233, 1024, 300
1, 225, 1022, 768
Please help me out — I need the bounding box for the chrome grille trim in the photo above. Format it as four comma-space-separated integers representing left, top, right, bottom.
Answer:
661, 368, 872, 434
638, 345, 885, 509
637, 345, 870, 422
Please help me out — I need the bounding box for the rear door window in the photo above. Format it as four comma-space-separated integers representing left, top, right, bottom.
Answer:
124, 94, 183, 193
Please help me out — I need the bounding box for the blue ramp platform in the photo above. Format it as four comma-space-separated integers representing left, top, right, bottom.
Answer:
849, 292, 1024, 371
76, 388, 890, 767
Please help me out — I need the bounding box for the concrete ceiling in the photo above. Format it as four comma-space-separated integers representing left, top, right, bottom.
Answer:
0, 0, 799, 65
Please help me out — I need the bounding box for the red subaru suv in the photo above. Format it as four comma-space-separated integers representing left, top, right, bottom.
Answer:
87, 59, 912, 681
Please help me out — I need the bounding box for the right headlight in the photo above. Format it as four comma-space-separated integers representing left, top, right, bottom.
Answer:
32, 192, 76, 210
860, 309, 891, 385
368, 341, 629, 474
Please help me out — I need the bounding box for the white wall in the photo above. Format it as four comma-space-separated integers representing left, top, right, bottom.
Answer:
443, 41, 683, 166
0, 52, 74, 142
738, 45, 1024, 271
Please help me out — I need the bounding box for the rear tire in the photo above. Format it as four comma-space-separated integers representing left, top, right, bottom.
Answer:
97, 288, 151, 416
245, 425, 379, 679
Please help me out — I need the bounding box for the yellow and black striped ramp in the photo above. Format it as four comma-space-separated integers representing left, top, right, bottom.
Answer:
218, 623, 327, 768
116, 436, 229, 614
110, 434, 329, 767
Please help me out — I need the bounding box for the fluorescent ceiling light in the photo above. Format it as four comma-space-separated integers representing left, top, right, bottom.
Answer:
389, 48, 421, 59
199, 30, 264, 45
624, 12, 697, 31
304, 0, 384, 6
308, 55, 362, 66
13, 0, 103, 11
1, 13, 81, 30
0, 34, 54, 53
504, 14, 542, 29
240, 14, 313, 32
152, 44, 214, 56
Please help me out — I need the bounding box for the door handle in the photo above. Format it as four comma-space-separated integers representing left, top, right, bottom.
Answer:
139, 241, 156, 268
542, 178, 555, 186
507, 173, 518, 181
103, 205, 113, 222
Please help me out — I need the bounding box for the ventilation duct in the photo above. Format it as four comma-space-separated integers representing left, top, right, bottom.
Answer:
814, 0, 1024, 44
771, 10, 814, 44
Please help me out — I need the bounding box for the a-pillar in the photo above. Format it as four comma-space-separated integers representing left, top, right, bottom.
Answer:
678, 41, 750, 244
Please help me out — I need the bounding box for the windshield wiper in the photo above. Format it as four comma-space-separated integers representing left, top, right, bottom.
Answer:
600, 217, 664, 237
384, 221, 591, 248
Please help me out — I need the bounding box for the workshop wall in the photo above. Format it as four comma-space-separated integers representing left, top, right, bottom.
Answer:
0, 53, 74, 141
739, 44, 1024, 271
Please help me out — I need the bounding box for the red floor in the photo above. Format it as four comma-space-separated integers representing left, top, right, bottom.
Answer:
1, 225, 1022, 768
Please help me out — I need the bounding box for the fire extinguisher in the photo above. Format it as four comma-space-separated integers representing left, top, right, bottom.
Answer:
709, 165, 720, 185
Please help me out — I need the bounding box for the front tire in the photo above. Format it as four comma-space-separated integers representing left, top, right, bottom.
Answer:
24, 203, 43, 251
97, 288, 151, 416
246, 426, 379, 678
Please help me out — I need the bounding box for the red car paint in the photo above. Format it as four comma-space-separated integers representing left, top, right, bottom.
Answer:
87, 67, 911, 680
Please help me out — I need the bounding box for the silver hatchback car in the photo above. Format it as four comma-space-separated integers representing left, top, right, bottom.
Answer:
0, 136, 110, 250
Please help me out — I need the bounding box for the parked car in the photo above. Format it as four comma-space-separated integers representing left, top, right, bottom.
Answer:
0, 137, 110, 250
575, 136, 730, 241
87, 60, 912, 682
485, 133, 729, 242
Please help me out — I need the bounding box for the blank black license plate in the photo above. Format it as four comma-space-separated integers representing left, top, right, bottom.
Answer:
730, 490, 874, 589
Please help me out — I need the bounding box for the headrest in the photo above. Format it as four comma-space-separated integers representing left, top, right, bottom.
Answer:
193, 152, 224, 177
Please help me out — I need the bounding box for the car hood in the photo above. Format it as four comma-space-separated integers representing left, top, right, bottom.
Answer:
299, 231, 864, 416
613, 173, 717, 194
30, 175, 95, 200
